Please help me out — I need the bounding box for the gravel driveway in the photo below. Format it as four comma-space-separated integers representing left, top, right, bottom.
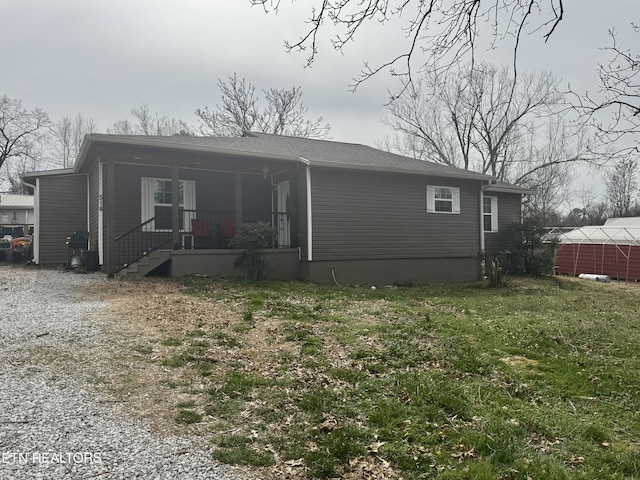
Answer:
0, 266, 245, 480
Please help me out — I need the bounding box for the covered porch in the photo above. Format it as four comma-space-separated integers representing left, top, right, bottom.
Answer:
100, 142, 301, 277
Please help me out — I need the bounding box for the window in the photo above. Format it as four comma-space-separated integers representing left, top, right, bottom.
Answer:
153, 179, 180, 230
141, 177, 196, 231
427, 185, 460, 214
483, 196, 498, 232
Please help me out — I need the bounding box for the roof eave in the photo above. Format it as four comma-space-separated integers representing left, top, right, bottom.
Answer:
22, 168, 76, 181
486, 184, 535, 195
308, 159, 494, 181
74, 134, 301, 170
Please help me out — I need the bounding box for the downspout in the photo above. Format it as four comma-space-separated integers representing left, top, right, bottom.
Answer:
86, 174, 91, 250
300, 156, 312, 262
480, 180, 497, 262
479, 188, 485, 254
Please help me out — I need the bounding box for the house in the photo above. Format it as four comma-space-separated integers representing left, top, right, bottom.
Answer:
22, 132, 529, 284
555, 217, 640, 281
0, 193, 34, 238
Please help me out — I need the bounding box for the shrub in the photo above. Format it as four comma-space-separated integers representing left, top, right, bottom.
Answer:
229, 222, 277, 280
504, 219, 557, 277
480, 252, 510, 287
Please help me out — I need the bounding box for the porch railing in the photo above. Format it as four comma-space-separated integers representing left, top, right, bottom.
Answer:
112, 210, 293, 274
183, 210, 239, 249
183, 210, 293, 249
114, 217, 173, 273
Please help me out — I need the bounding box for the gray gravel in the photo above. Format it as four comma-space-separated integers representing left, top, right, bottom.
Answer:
0, 266, 245, 480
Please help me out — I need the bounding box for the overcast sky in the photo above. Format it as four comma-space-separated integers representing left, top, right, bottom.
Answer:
2, 1, 638, 195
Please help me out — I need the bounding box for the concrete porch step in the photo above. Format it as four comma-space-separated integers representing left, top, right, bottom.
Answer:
117, 250, 172, 278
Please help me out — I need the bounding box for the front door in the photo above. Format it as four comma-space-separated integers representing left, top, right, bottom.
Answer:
276, 180, 291, 247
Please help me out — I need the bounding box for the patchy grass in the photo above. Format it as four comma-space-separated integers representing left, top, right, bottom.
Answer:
97, 276, 640, 479
175, 409, 202, 424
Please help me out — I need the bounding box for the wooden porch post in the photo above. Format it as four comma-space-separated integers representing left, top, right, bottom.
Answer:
171, 164, 181, 250
235, 169, 242, 230
105, 160, 116, 277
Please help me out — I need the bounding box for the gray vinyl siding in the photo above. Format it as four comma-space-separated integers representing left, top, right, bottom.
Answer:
484, 192, 522, 254
37, 174, 88, 265
194, 170, 235, 212
112, 164, 248, 236
113, 164, 169, 236
88, 161, 100, 252
311, 168, 481, 261
242, 173, 272, 222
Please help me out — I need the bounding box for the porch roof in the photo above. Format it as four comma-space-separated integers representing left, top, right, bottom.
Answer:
0, 193, 35, 209
70, 132, 507, 183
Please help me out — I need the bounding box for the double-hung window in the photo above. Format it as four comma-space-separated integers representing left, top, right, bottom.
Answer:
141, 177, 196, 231
427, 185, 460, 214
483, 196, 499, 232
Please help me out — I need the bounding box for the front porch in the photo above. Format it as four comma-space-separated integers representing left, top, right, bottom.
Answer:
113, 209, 296, 278
96, 139, 302, 278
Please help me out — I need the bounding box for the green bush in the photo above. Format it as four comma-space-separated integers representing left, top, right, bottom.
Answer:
229, 222, 276, 280
504, 219, 557, 277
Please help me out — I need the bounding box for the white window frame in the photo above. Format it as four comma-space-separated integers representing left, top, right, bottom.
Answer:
427, 185, 460, 214
483, 195, 499, 232
141, 177, 196, 232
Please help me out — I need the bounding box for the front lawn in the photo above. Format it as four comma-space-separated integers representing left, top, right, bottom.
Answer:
119, 276, 640, 479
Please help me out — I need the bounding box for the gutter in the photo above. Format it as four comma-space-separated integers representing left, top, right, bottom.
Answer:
20, 178, 36, 193
307, 158, 494, 182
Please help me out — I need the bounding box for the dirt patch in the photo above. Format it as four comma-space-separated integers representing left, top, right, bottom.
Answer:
48, 277, 408, 479
74, 279, 244, 434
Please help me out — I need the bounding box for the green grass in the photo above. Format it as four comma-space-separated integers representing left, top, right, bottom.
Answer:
161, 276, 640, 479
175, 409, 203, 424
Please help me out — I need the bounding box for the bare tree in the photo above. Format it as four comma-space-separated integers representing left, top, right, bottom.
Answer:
383, 68, 476, 168
564, 187, 608, 226
514, 118, 579, 224
251, 0, 565, 91
108, 104, 193, 136
196, 74, 330, 138
3, 154, 43, 193
0, 95, 49, 190
49, 113, 98, 168
572, 25, 640, 157
384, 64, 589, 182
605, 157, 639, 217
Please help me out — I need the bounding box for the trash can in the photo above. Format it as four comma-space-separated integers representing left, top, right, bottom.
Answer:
82, 250, 99, 272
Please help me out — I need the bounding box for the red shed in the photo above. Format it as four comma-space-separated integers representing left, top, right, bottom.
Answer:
555, 218, 640, 281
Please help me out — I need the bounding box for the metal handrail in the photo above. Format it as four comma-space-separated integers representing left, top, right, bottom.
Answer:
114, 217, 155, 242
114, 217, 173, 273
113, 209, 294, 274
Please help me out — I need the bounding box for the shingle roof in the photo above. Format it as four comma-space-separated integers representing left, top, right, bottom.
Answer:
77, 132, 495, 181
